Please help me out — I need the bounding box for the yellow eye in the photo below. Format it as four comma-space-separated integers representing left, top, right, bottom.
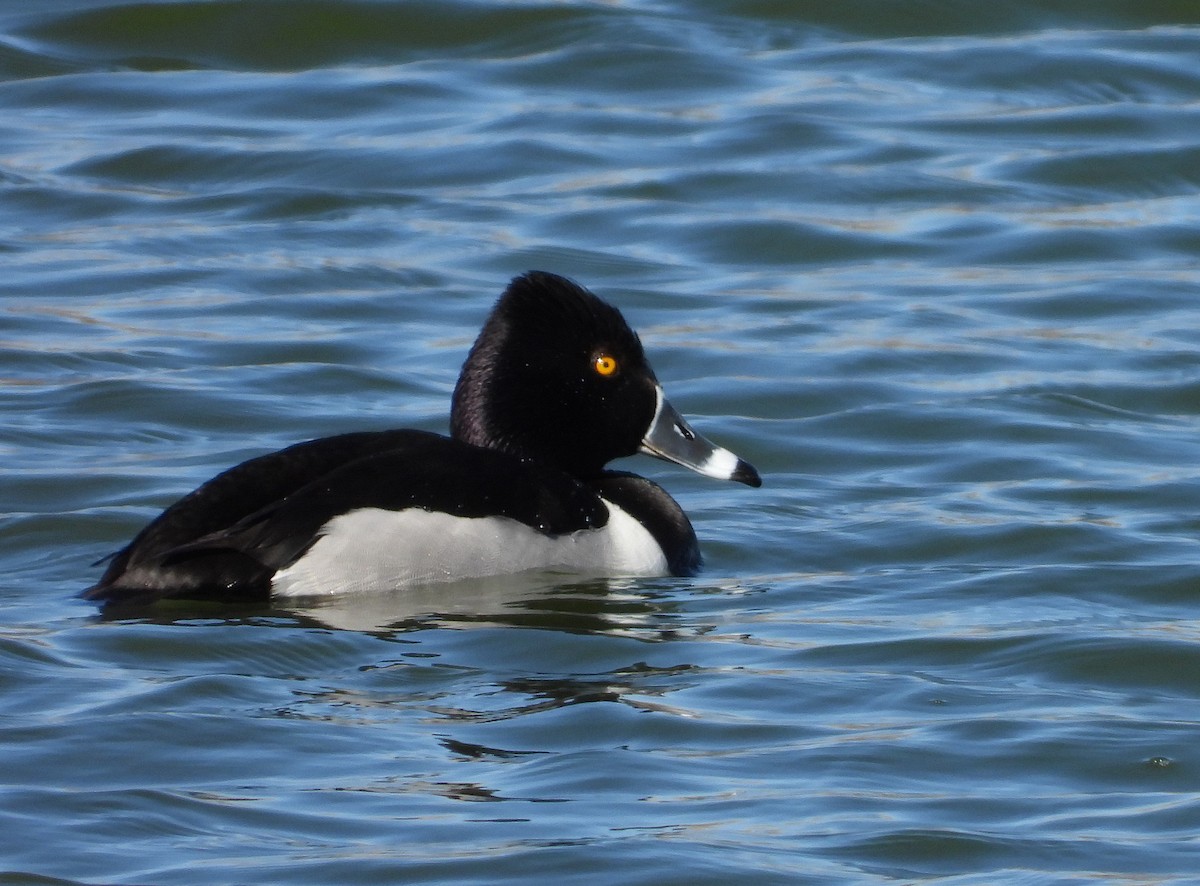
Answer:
593, 353, 619, 377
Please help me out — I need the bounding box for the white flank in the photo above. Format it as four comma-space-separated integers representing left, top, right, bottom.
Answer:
271, 499, 669, 597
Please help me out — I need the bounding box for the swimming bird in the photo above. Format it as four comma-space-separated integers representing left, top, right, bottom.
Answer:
85, 271, 760, 606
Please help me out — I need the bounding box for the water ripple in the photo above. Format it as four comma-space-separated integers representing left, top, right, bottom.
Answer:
4, 1, 1200, 882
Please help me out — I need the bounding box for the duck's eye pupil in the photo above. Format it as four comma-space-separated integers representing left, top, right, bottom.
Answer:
594, 354, 619, 377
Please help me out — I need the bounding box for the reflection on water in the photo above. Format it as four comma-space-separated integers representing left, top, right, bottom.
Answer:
288, 574, 670, 634
94, 571, 733, 638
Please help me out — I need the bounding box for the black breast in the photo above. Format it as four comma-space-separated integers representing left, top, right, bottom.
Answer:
589, 471, 700, 576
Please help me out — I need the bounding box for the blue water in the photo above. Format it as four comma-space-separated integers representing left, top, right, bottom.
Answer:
3, 2, 1200, 882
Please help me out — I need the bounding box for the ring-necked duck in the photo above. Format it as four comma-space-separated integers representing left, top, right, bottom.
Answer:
85, 271, 760, 606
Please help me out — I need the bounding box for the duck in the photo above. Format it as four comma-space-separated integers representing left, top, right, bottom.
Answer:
84, 271, 761, 607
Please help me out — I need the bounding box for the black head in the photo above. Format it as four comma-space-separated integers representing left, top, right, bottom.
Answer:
451, 272, 657, 478
452, 272, 761, 488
